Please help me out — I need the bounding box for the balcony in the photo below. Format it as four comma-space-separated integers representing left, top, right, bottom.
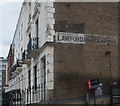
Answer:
16, 59, 23, 72
22, 50, 31, 65
11, 65, 17, 76
27, 15, 33, 33
34, 2, 40, 12
14, 70, 19, 75
27, 37, 39, 58
33, 2, 40, 19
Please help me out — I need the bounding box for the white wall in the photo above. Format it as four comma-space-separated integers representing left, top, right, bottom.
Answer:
6, 1, 55, 104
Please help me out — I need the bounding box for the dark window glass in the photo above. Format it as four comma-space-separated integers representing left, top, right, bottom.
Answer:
35, 19, 39, 37
28, 70, 31, 88
34, 65, 37, 91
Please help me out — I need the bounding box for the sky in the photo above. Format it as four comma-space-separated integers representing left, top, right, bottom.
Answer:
0, 2, 22, 58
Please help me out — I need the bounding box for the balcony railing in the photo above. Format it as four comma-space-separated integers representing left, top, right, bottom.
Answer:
22, 50, 27, 61
11, 65, 17, 76
33, 2, 40, 19
27, 37, 39, 58
34, 2, 40, 11
22, 50, 31, 64
16, 59, 22, 67
16, 59, 23, 72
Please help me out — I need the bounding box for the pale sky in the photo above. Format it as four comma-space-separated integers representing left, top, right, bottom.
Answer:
0, 2, 22, 58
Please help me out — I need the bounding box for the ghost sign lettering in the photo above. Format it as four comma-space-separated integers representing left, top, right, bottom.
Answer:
55, 32, 117, 44
56, 32, 85, 44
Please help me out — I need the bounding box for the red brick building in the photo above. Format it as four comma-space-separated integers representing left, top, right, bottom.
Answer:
7, 44, 14, 81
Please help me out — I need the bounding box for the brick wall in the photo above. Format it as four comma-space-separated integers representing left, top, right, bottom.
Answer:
52, 2, 119, 103
7, 45, 14, 81
54, 2, 118, 36
118, 2, 120, 86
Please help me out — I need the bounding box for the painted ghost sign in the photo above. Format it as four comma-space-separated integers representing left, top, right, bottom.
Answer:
55, 32, 117, 45
56, 32, 85, 44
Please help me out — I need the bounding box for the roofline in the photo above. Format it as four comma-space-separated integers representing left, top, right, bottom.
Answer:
12, 1, 25, 45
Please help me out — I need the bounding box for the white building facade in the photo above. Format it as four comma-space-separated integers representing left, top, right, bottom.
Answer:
5, 0, 55, 105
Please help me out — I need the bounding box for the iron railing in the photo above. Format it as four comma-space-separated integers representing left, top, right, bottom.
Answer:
22, 50, 28, 61
16, 59, 22, 67
27, 37, 39, 54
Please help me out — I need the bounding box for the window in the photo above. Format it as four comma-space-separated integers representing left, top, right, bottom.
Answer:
29, 33, 31, 40
21, 47, 23, 54
19, 31, 20, 47
41, 56, 46, 101
28, 14, 31, 21
28, 70, 31, 88
28, 2, 31, 6
34, 65, 37, 91
18, 54, 20, 59
21, 23, 23, 41
35, 18, 39, 37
